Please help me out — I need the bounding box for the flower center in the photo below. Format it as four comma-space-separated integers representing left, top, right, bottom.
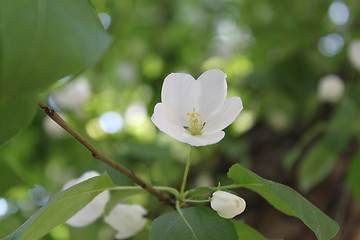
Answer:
184, 108, 205, 135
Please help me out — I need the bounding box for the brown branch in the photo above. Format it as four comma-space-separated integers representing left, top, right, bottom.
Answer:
38, 101, 175, 208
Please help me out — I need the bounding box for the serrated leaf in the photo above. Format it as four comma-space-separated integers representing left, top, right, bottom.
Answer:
0, 0, 112, 145
231, 220, 266, 240
149, 207, 237, 240
228, 164, 339, 240
1, 174, 115, 240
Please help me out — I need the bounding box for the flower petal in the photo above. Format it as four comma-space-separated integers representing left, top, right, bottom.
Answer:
151, 103, 188, 138
104, 204, 147, 239
181, 131, 225, 147
151, 103, 226, 146
203, 97, 243, 134
62, 171, 110, 227
65, 191, 110, 227
161, 73, 200, 125
197, 69, 227, 117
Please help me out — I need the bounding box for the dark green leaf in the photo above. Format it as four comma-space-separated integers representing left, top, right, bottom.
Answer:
282, 123, 325, 171
150, 207, 237, 240
0, 0, 112, 145
231, 220, 266, 240
0, 93, 37, 146
297, 141, 338, 192
228, 164, 339, 240
297, 100, 356, 192
347, 149, 360, 203
186, 187, 213, 199
1, 174, 115, 240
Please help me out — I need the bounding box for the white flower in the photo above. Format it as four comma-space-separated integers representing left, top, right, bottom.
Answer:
62, 171, 110, 227
210, 191, 246, 219
104, 204, 147, 239
318, 74, 345, 103
151, 69, 243, 147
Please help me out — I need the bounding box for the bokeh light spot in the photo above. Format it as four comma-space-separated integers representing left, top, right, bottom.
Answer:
98, 12, 111, 30
125, 103, 147, 127
201, 57, 225, 71
0, 198, 8, 216
57, 75, 71, 82
318, 33, 344, 57
232, 111, 255, 134
52, 78, 91, 110
142, 55, 164, 79
348, 40, 360, 71
318, 74, 344, 103
224, 56, 254, 79
99, 112, 123, 134
86, 118, 106, 139
328, 1, 349, 25
48, 95, 60, 110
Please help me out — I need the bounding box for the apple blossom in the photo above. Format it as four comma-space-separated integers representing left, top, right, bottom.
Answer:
151, 69, 243, 146
62, 171, 110, 227
104, 204, 147, 239
210, 190, 246, 219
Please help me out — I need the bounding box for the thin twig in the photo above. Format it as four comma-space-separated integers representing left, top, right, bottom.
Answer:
38, 101, 175, 208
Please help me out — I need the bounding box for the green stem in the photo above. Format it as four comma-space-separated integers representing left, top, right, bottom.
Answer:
183, 184, 245, 198
38, 101, 175, 208
108, 186, 180, 197
183, 199, 211, 203
155, 186, 180, 197
179, 146, 193, 200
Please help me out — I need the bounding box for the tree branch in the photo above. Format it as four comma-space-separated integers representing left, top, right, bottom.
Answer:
38, 101, 175, 208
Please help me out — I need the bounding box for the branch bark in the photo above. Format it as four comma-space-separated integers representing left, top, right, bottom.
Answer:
38, 101, 175, 208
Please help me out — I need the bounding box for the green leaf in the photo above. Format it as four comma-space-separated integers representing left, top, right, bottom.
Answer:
347, 149, 360, 203
231, 220, 266, 240
149, 207, 237, 240
297, 100, 356, 192
185, 187, 213, 199
0, 93, 37, 146
297, 141, 338, 192
0, 0, 112, 145
282, 123, 325, 171
228, 164, 339, 240
1, 174, 115, 240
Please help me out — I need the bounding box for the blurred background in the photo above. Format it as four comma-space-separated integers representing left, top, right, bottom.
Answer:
1, 0, 360, 239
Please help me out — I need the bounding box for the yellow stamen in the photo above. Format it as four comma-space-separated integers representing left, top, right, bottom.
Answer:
184, 108, 205, 135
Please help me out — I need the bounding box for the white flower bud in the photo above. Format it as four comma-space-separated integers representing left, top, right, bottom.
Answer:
318, 74, 345, 103
210, 191, 246, 219
104, 204, 147, 239
62, 171, 110, 227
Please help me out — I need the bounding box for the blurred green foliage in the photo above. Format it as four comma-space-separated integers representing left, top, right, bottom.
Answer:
1, 0, 360, 239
